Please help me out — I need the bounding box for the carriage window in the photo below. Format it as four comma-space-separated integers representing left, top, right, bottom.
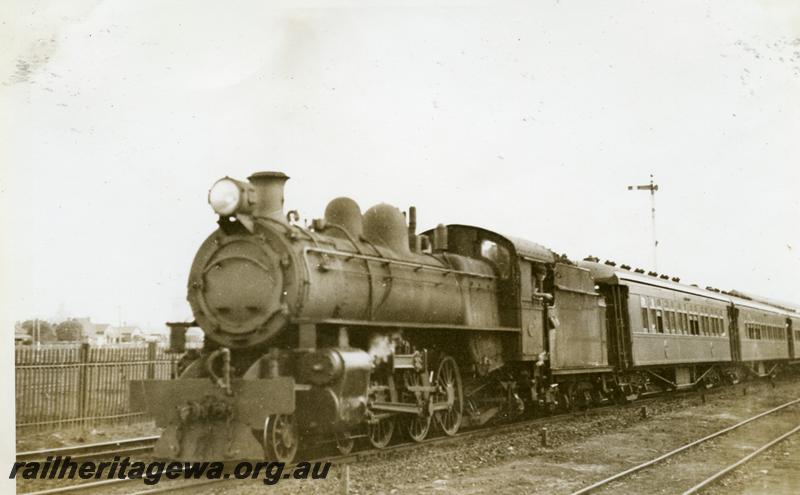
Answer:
639, 296, 649, 333
656, 310, 664, 333
640, 307, 650, 333
479, 240, 511, 278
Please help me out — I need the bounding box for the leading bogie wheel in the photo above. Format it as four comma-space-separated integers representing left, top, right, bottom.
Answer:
367, 416, 395, 449
335, 431, 354, 455
434, 355, 463, 436
263, 413, 299, 462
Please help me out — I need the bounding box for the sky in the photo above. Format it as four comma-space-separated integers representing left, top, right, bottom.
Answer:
1, 0, 799, 330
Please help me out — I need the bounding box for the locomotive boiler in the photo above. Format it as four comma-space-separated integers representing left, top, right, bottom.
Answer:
133, 171, 510, 462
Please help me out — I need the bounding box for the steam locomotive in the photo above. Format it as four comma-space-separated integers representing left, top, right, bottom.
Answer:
132, 171, 800, 462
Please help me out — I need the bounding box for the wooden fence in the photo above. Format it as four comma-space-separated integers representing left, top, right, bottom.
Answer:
15, 343, 180, 432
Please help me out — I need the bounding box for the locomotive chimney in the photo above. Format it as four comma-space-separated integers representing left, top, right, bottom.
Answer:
248, 171, 289, 221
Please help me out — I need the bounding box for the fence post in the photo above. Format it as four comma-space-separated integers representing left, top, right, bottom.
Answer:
147, 342, 156, 379
78, 342, 90, 426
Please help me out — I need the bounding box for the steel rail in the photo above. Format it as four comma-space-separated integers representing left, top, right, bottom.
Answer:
568, 397, 800, 495
17, 436, 159, 463
681, 423, 800, 495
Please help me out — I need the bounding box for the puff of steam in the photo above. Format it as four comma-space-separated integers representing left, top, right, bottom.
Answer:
368, 333, 397, 365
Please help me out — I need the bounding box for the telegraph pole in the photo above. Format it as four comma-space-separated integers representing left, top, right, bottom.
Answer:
627, 175, 659, 271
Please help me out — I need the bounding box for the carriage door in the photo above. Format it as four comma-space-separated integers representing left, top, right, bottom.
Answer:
787, 318, 794, 359
602, 284, 631, 369
519, 259, 546, 361
728, 305, 741, 362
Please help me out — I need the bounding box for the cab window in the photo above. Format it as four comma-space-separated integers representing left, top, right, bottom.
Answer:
480, 239, 511, 278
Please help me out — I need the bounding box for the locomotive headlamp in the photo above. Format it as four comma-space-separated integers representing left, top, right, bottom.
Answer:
208, 177, 254, 216
208, 178, 241, 215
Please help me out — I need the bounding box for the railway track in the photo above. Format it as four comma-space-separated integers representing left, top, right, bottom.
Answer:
22, 387, 790, 495
16, 436, 159, 463
129, 401, 660, 495
681, 422, 800, 494
569, 397, 800, 495
16, 395, 664, 495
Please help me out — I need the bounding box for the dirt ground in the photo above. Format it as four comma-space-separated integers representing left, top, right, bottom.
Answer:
200, 378, 800, 495
703, 430, 800, 495
394, 381, 800, 495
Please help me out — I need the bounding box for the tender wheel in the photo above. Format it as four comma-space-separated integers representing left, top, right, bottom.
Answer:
335, 431, 354, 455
560, 389, 574, 412
367, 416, 395, 449
434, 355, 463, 436
263, 414, 299, 462
568, 382, 597, 410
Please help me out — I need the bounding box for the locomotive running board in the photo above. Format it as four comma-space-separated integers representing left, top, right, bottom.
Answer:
292, 317, 519, 333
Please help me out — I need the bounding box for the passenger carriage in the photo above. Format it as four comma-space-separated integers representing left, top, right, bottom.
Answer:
728, 296, 792, 378
581, 260, 797, 392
